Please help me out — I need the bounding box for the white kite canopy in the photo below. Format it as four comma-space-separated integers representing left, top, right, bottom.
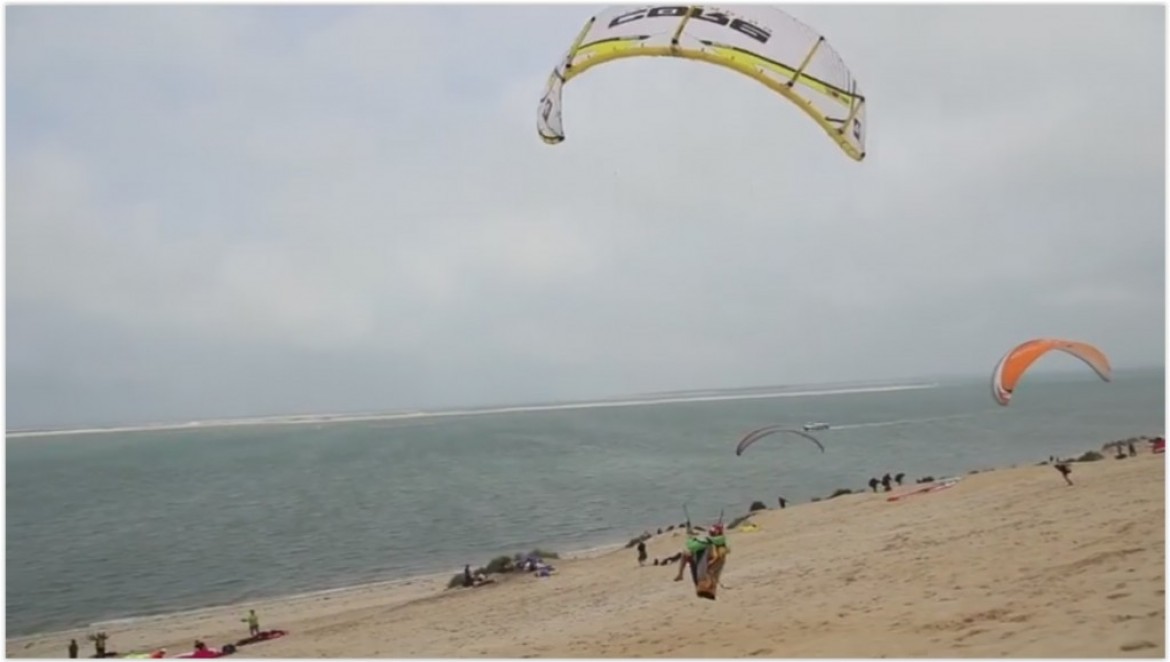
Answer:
537, 4, 867, 161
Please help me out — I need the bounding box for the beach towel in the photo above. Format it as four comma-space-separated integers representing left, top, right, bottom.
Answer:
692, 544, 728, 600
235, 630, 288, 647
174, 649, 223, 659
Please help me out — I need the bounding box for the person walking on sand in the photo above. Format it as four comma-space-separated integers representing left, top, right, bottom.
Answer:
68, 639, 78, 659
636, 540, 648, 566
242, 609, 260, 637
1054, 462, 1073, 486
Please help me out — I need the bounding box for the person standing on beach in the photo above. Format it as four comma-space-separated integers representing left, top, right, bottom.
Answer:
868, 477, 879, 493
90, 632, 108, 658
68, 639, 78, 659
894, 472, 905, 486
881, 473, 893, 492
243, 609, 260, 637
777, 497, 787, 509
636, 540, 648, 566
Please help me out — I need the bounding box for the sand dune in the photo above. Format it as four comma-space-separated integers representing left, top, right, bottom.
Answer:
9, 453, 1164, 658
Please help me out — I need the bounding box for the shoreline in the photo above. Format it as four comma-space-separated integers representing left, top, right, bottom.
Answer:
10, 438, 1160, 651
6, 535, 632, 642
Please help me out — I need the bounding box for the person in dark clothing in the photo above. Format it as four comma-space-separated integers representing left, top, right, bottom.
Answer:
894, 472, 905, 486
68, 639, 78, 659
636, 540, 648, 566
1128, 441, 1137, 457
868, 477, 880, 493
90, 632, 108, 658
881, 473, 893, 492
1054, 462, 1073, 486
777, 497, 787, 509
462, 564, 474, 587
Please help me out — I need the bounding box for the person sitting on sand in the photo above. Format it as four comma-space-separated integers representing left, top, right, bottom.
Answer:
1054, 462, 1073, 486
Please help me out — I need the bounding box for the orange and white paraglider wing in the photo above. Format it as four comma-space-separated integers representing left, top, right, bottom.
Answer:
991, 338, 1112, 406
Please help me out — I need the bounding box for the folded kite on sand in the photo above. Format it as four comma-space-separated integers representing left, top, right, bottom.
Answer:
235, 630, 287, 647
887, 477, 961, 502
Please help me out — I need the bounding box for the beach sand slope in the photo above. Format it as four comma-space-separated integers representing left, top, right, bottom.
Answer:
9, 454, 1164, 658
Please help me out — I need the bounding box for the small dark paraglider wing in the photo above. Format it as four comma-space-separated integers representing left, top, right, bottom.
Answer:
735, 427, 825, 456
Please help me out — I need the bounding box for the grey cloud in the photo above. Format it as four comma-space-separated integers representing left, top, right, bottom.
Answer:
7, 4, 1164, 429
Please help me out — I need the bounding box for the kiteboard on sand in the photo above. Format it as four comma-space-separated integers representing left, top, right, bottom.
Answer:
886, 477, 961, 502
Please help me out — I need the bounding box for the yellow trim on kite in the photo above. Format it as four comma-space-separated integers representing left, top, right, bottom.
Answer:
563, 40, 865, 161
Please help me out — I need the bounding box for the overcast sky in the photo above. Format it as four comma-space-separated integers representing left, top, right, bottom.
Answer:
7, 3, 1166, 429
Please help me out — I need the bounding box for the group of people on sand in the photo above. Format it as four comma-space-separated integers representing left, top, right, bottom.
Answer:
867, 472, 905, 493
70, 610, 280, 659
461, 564, 494, 587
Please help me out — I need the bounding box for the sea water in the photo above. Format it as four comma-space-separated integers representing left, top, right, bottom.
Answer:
6, 369, 1163, 636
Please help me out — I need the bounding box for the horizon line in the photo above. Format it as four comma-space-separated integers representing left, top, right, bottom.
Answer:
9, 364, 1163, 438
8, 380, 943, 439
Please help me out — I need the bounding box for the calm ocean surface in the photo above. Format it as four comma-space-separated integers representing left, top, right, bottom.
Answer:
6, 370, 1164, 636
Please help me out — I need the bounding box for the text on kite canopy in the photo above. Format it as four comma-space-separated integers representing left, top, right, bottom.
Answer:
607, 6, 772, 44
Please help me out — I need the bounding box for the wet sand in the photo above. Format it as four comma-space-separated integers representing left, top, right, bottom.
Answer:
9, 451, 1164, 658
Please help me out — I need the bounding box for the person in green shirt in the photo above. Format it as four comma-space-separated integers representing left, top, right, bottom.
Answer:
672, 522, 728, 583
243, 609, 260, 637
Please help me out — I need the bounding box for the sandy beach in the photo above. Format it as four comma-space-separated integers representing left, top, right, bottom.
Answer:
9, 450, 1164, 659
